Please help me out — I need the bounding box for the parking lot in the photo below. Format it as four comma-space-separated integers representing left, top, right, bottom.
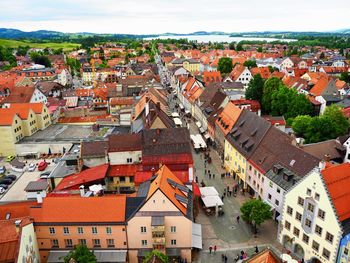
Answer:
0, 158, 55, 201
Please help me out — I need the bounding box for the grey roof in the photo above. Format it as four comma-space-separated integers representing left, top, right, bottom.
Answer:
151, 216, 164, 226
81, 140, 108, 158
336, 98, 350, 108
265, 165, 300, 191
24, 181, 48, 192
126, 197, 145, 220
172, 58, 199, 64
137, 181, 151, 197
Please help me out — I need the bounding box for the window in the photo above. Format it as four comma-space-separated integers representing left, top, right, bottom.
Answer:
51, 239, 59, 248
171, 239, 177, 245
322, 248, 330, 260
119, 176, 126, 182
127, 158, 132, 163
268, 194, 272, 200
302, 234, 309, 244
92, 227, 98, 234
141, 226, 147, 233
269, 182, 273, 188
293, 227, 300, 237
307, 203, 315, 213
63, 227, 69, 235
315, 225, 323, 236
284, 221, 291, 230
318, 209, 325, 220
312, 241, 319, 252
298, 197, 304, 206
315, 193, 320, 201
65, 239, 73, 248
249, 165, 252, 171
107, 239, 115, 247
141, 240, 147, 246
171, 226, 176, 233
326, 232, 334, 244
78, 239, 86, 245
277, 188, 281, 194
287, 206, 293, 216
305, 218, 312, 228
295, 212, 302, 222
106, 227, 112, 234
77, 227, 83, 234
49, 227, 55, 234
307, 188, 311, 195
275, 199, 279, 206
93, 239, 101, 247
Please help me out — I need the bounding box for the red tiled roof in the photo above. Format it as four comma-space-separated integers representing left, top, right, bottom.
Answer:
309, 75, 329, 96
30, 195, 126, 223
110, 97, 134, 106
0, 201, 36, 220
108, 164, 143, 177
54, 164, 109, 191
0, 240, 17, 262
322, 163, 350, 221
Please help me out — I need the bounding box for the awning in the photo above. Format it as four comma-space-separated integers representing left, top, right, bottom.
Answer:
192, 223, 203, 249
171, 112, 180, 118
173, 117, 182, 126
47, 250, 127, 263
201, 195, 224, 207
192, 182, 201, 197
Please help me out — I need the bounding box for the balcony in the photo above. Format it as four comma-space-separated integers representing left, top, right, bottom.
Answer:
152, 237, 166, 245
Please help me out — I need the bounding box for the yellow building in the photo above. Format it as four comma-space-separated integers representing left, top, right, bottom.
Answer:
0, 103, 51, 156
107, 164, 141, 193
171, 58, 200, 73
224, 138, 247, 186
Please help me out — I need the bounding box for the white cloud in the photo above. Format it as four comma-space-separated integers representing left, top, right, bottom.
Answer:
0, 0, 349, 34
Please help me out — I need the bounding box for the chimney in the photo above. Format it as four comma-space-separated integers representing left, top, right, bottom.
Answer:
324, 154, 331, 162
79, 185, 85, 197
319, 161, 326, 171
15, 220, 22, 233
36, 192, 43, 204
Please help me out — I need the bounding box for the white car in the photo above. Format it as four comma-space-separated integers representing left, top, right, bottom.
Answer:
28, 163, 36, 172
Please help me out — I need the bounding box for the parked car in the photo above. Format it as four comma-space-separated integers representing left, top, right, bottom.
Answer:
40, 171, 51, 179
5, 174, 17, 181
28, 163, 36, 172
0, 166, 6, 174
0, 179, 12, 185
38, 161, 48, 171
5, 155, 15, 162
0, 185, 7, 194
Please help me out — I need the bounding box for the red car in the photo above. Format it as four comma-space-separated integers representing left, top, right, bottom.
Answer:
38, 161, 48, 171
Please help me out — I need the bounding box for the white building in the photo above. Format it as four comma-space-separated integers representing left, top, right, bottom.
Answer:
279, 163, 350, 263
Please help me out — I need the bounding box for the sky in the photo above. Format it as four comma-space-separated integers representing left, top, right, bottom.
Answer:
0, 0, 349, 34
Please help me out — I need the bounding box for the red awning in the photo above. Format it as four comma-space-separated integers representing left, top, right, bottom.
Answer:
192, 182, 201, 197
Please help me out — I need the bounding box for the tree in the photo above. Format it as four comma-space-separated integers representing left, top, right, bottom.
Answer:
320, 52, 325, 59
340, 72, 350, 83
243, 60, 257, 69
236, 42, 244, 51
261, 77, 283, 113
217, 57, 233, 74
322, 104, 349, 137
30, 52, 51, 67
143, 250, 169, 263
63, 245, 96, 263
229, 42, 236, 50
240, 199, 273, 234
268, 65, 274, 73
291, 115, 313, 137
257, 46, 263, 53
245, 74, 265, 102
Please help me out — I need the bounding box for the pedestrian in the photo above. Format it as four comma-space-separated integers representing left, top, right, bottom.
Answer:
221, 173, 224, 179
235, 254, 240, 262
227, 185, 229, 192
237, 215, 240, 223
224, 255, 227, 263
255, 245, 259, 254
213, 173, 215, 179
221, 195, 225, 201
209, 246, 212, 254
209, 173, 212, 179
204, 169, 207, 175
223, 192, 226, 198
214, 245, 217, 253
196, 176, 198, 183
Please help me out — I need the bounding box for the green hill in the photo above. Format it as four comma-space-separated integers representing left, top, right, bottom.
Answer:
0, 39, 80, 50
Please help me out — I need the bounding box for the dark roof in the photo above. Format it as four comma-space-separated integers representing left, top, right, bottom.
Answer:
36, 81, 64, 95
108, 133, 142, 152
81, 140, 108, 158
24, 180, 48, 192
226, 110, 271, 158
265, 165, 300, 191
139, 100, 175, 130
341, 217, 350, 237
206, 82, 244, 91
141, 128, 192, 156
125, 197, 145, 220
302, 139, 345, 161
137, 181, 151, 197
250, 126, 320, 176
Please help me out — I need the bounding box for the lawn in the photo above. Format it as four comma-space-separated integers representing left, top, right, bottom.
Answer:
0, 39, 80, 50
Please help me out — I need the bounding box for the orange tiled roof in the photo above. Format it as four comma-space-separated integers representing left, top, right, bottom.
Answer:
309, 75, 330, 96
230, 64, 246, 81
9, 102, 44, 114
203, 71, 222, 84
0, 109, 19, 125
246, 249, 281, 263
250, 67, 271, 79
0, 201, 36, 220
147, 165, 189, 215
215, 102, 242, 135
110, 97, 134, 106
30, 195, 126, 223
322, 163, 350, 221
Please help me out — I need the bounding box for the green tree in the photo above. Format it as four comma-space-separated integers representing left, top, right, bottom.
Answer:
30, 52, 52, 67
268, 66, 274, 73
240, 199, 273, 234
340, 72, 350, 83
236, 42, 244, 51
261, 77, 283, 113
292, 115, 313, 137
53, 48, 63, 55
243, 60, 257, 69
143, 250, 169, 263
217, 57, 233, 74
322, 104, 349, 137
229, 42, 236, 50
257, 46, 263, 52
16, 45, 30, 56
63, 245, 96, 263
245, 74, 265, 102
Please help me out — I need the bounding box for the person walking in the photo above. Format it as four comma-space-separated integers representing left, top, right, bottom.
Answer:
255, 245, 259, 254
221, 194, 225, 201
209, 246, 212, 254
236, 215, 240, 223
213, 173, 215, 179
214, 245, 217, 254
209, 173, 212, 179
224, 255, 227, 263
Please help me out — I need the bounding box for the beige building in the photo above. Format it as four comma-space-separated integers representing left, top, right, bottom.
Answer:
127, 165, 197, 262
